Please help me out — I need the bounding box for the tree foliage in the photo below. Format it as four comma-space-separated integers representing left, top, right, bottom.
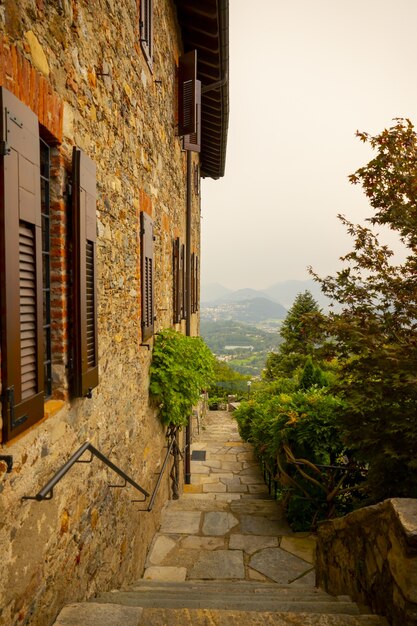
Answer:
265, 291, 326, 378
310, 119, 417, 500
150, 330, 215, 427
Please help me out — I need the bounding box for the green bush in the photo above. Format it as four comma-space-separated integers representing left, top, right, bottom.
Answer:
234, 388, 363, 530
150, 329, 215, 427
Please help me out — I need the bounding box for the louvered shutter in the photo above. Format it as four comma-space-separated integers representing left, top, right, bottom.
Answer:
183, 80, 201, 152
72, 147, 99, 397
173, 237, 181, 324
0, 87, 44, 441
141, 211, 154, 341
191, 252, 195, 314
195, 255, 199, 312
181, 243, 186, 319
140, 0, 153, 69
178, 50, 198, 136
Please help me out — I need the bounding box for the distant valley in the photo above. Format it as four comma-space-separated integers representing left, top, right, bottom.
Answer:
201, 278, 333, 311
200, 279, 333, 377
201, 319, 282, 377
201, 296, 287, 326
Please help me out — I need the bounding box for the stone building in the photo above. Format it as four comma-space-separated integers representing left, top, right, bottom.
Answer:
0, 1, 229, 624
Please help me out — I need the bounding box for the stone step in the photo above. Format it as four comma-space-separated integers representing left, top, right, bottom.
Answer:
140, 608, 388, 626
53, 604, 388, 626
93, 589, 362, 615
129, 579, 331, 593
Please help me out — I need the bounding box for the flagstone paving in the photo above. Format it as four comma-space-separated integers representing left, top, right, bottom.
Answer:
142, 410, 317, 585
54, 410, 389, 625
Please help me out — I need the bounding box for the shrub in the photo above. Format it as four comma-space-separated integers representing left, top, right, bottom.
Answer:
234, 388, 364, 530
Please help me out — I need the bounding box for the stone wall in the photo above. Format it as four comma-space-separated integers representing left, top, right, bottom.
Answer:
0, 2, 201, 625
316, 498, 417, 626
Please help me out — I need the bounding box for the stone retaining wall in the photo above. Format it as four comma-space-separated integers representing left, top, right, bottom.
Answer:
316, 498, 417, 625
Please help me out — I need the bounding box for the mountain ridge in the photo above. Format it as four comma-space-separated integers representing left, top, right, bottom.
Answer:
202, 279, 333, 310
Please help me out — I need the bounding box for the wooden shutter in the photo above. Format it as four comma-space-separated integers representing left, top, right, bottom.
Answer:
181, 243, 186, 319
178, 50, 198, 136
173, 237, 181, 324
0, 87, 44, 441
191, 252, 195, 314
195, 255, 199, 312
141, 211, 154, 341
72, 147, 99, 398
183, 80, 201, 152
140, 0, 153, 69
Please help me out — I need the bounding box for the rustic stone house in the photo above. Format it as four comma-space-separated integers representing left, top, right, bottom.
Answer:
0, 1, 229, 625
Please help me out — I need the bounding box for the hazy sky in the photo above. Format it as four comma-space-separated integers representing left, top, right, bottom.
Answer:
201, 0, 416, 290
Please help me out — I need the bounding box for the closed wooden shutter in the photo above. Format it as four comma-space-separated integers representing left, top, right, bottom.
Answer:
195, 255, 199, 312
72, 147, 99, 397
181, 243, 186, 319
173, 237, 181, 324
191, 252, 195, 314
141, 211, 154, 341
140, 0, 153, 69
0, 87, 44, 441
178, 50, 198, 137
184, 80, 201, 152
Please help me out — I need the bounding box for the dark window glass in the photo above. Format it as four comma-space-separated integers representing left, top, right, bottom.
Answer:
40, 138, 52, 397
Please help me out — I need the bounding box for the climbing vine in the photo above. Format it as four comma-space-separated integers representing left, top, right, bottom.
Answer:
150, 329, 215, 427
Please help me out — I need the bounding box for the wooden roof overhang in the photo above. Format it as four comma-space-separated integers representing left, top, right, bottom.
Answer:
175, 0, 229, 179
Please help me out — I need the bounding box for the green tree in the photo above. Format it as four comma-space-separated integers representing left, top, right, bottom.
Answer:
265, 291, 325, 378
209, 359, 249, 403
310, 119, 417, 501
299, 356, 327, 390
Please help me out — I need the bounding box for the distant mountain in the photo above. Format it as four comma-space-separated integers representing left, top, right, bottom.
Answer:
264, 279, 334, 310
201, 279, 335, 311
201, 282, 233, 303
201, 296, 287, 324
219, 288, 272, 303
238, 297, 287, 322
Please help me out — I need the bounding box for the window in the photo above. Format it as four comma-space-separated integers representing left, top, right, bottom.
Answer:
181, 243, 186, 320
190, 253, 199, 314
173, 237, 181, 324
194, 163, 200, 195
191, 252, 195, 314
0, 87, 45, 441
183, 80, 201, 153
178, 50, 201, 142
71, 147, 99, 398
140, 211, 154, 341
140, 0, 153, 70
40, 138, 52, 398
0, 86, 99, 441
195, 255, 199, 312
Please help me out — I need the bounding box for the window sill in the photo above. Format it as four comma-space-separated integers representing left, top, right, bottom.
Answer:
3, 399, 67, 446
44, 399, 66, 419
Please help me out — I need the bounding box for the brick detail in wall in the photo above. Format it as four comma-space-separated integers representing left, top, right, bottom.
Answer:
140, 189, 153, 217
0, 35, 63, 142
49, 149, 70, 400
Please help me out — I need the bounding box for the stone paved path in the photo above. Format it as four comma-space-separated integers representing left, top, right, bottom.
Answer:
142, 410, 316, 585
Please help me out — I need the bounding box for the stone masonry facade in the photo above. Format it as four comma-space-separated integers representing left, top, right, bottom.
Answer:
0, 1, 203, 625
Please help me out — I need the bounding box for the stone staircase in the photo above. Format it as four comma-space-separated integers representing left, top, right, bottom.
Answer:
53, 411, 387, 626
55, 585, 387, 625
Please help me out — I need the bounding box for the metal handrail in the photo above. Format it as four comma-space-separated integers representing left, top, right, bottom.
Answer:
22, 442, 150, 502
135, 434, 179, 511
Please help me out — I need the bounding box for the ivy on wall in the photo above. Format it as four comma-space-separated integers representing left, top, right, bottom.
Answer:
150, 329, 215, 427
